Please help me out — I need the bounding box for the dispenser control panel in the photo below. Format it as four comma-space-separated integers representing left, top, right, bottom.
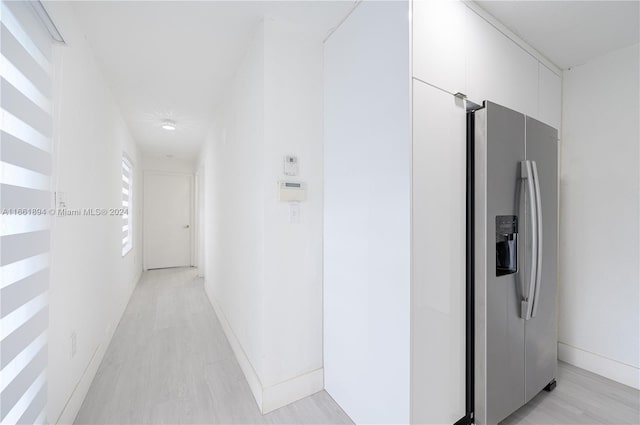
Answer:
496, 215, 518, 276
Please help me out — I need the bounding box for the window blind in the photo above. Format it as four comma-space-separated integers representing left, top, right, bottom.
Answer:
1, 1, 54, 423
122, 155, 132, 256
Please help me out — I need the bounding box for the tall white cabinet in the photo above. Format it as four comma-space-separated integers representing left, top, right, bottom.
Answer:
411, 84, 467, 424
324, 1, 562, 424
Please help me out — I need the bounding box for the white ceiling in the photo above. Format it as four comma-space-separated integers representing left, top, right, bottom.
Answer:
72, 1, 354, 159
74, 1, 639, 159
475, 1, 640, 69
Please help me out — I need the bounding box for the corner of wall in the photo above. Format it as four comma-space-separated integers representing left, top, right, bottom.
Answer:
261, 368, 324, 414
205, 289, 264, 409
558, 343, 640, 390
205, 283, 324, 414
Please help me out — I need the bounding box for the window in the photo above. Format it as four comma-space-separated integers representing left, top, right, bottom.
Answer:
0, 1, 59, 423
122, 155, 133, 256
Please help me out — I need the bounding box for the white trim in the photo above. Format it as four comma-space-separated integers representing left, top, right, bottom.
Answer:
558, 342, 640, 390
262, 368, 324, 414
207, 285, 324, 414
207, 292, 263, 410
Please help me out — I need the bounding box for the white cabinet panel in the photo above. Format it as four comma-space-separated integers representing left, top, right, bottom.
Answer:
465, 7, 538, 117
411, 80, 466, 424
538, 63, 562, 130
412, 0, 466, 94
324, 2, 411, 424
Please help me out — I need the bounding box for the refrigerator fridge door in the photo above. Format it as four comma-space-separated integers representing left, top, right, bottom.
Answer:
524, 116, 558, 402
474, 102, 527, 425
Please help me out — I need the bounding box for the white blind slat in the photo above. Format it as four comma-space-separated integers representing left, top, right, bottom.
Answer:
0, 2, 50, 72
1, 161, 51, 191
1, 215, 49, 237
0, 292, 47, 340
122, 156, 133, 256
0, 253, 49, 290
0, 108, 51, 153
0, 332, 46, 393
1, 2, 54, 421
1, 54, 51, 113
1, 369, 46, 425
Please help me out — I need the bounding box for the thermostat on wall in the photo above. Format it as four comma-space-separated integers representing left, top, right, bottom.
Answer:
284, 155, 299, 176
278, 181, 306, 201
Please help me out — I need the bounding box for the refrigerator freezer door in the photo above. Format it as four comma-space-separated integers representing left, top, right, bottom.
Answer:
524, 116, 558, 402
474, 102, 527, 425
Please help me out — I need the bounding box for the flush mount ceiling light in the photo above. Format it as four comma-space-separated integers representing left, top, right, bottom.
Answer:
161, 119, 176, 131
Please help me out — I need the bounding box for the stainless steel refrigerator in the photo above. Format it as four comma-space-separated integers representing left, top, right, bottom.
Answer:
468, 101, 558, 425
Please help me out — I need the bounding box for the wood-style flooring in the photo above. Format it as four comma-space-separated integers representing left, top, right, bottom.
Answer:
75, 267, 639, 425
502, 361, 639, 424
74, 268, 352, 425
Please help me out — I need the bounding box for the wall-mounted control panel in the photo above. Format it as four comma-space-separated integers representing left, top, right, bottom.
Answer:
284, 155, 299, 176
278, 181, 306, 202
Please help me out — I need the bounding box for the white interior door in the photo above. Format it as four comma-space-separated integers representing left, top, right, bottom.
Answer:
143, 172, 192, 269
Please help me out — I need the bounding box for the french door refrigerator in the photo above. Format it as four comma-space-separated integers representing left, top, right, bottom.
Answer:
467, 101, 558, 425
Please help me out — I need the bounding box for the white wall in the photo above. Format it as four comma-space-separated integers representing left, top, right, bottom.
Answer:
200, 22, 266, 408
559, 43, 640, 389
140, 155, 195, 174
45, 3, 142, 423
198, 17, 324, 413
323, 2, 411, 424
261, 16, 324, 396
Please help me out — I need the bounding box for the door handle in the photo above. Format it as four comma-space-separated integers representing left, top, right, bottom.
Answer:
520, 160, 537, 320
184, 224, 190, 229
531, 161, 543, 318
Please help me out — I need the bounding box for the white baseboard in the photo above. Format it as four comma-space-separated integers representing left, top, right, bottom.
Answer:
205, 284, 324, 414
207, 290, 264, 409
558, 342, 640, 389
262, 368, 324, 414
53, 342, 102, 425
54, 270, 142, 424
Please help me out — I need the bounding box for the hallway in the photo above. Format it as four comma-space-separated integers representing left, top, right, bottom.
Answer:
1, 1, 638, 423
75, 268, 352, 424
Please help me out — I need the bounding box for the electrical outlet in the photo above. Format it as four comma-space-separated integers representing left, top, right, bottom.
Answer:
71, 331, 77, 358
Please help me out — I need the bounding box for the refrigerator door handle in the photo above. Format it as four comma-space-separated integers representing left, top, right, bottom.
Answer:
520, 160, 537, 320
531, 161, 543, 318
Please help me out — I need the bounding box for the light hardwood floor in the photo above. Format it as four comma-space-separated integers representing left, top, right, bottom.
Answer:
75, 268, 639, 425
74, 268, 352, 425
502, 362, 639, 425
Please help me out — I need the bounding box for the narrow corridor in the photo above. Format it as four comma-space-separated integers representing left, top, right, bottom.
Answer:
74, 268, 352, 424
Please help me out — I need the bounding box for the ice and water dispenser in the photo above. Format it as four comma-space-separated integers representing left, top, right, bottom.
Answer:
496, 215, 518, 276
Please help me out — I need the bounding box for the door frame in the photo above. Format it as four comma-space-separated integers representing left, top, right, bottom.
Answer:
142, 170, 195, 270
